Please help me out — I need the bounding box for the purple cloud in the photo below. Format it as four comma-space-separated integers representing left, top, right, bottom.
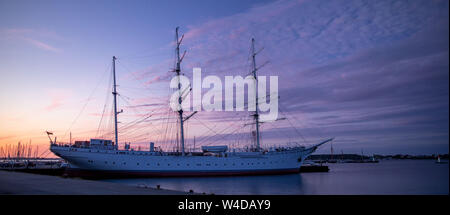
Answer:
114, 0, 448, 154
161, 0, 449, 154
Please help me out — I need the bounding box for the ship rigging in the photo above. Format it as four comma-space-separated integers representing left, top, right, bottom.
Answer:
48, 27, 334, 177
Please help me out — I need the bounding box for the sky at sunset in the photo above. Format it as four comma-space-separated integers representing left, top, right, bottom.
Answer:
0, 0, 448, 157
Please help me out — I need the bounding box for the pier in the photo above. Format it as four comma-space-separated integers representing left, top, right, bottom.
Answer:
0, 170, 190, 195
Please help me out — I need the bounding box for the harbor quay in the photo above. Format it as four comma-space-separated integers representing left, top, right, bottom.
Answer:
0, 170, 190, 195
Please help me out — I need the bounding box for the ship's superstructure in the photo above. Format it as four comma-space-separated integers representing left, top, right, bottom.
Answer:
50, 28, 333, 177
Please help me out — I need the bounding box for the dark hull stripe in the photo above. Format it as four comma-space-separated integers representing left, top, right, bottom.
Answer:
65, 168, 300, 178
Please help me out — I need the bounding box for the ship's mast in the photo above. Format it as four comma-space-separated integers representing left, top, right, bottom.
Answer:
251, 38, 261, 152
112, 56, 119, 150
175, 27, 186, 156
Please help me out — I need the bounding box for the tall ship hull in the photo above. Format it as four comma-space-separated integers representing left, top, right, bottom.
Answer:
50, 140, 329, 177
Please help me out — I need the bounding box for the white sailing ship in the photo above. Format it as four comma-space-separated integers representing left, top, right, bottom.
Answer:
50, 28, 333, 177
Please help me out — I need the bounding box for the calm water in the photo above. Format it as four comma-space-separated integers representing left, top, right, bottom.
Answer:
103, 160, 449, 194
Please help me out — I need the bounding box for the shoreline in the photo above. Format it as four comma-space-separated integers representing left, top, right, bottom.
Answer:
0, 170, 191, 195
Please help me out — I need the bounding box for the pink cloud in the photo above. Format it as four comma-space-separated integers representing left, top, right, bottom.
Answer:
89, 112, 114, 117
22, 37, 61, 53
0, 28, 62, 53
0, 135, 16, 141
45, 97, 64, 111
44, 89, 72, 111
144, 72, 172, 86
122, 60, 174, 88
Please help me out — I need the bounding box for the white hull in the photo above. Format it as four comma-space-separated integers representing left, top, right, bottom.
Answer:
51, 145, 319, 177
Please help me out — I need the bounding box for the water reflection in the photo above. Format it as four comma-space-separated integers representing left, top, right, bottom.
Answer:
104, 160, 448, 194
